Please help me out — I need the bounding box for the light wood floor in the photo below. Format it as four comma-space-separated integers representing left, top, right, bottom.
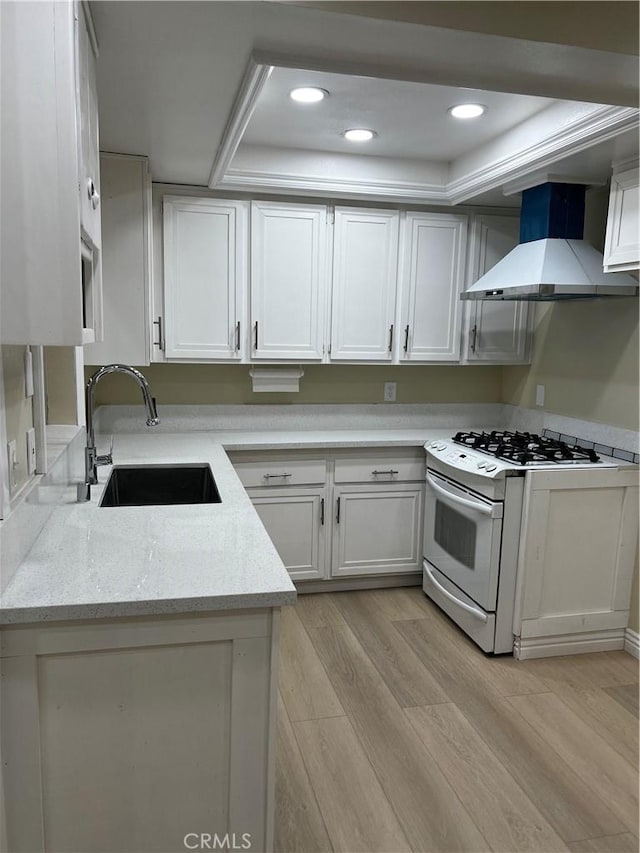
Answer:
275, 587, 639, 853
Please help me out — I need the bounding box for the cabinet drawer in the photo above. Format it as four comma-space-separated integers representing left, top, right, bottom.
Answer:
334, 456, 424, 484
234, 459, 327, 488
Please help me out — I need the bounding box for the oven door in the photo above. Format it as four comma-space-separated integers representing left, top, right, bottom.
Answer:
424, 469, 503, 611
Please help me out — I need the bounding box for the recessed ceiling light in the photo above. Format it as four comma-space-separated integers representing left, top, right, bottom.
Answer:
343, 128, 376, 142
289, 87, 328, 104
449, 104, 486, 119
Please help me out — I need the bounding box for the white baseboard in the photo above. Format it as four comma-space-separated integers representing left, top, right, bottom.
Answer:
514, 629, 625, 660
624, 628, 640, 659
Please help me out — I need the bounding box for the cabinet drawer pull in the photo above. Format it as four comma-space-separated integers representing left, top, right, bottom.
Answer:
388, 324, 394, 352
403, 324, 410, 353
372, 469, 399, 477
336, 496, 341, 524
263, 472, 292, 480
153, 316, 165, 351
320, 497, 325, 526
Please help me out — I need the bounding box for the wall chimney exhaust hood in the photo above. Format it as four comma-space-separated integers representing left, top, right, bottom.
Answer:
461, 182, 639, 301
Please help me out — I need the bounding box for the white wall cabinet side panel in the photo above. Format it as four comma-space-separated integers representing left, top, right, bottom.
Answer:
331, 484, 423, 577
0, 1, 83, 345
85, 154, 152, 366
401, 213, 467, 361
604, 165, 640, 271
163, 198, 247, 360
251, 202, 327, 360
76, 2, 101, 250
330, 209, 399, 361
248, 487, 328, 581
465, 215, 532, 364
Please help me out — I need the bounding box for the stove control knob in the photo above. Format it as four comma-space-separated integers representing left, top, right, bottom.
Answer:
429, 441, 439, 449
485, 463, 497, 472
438, 443, 447, 451
477, 461, 487, 469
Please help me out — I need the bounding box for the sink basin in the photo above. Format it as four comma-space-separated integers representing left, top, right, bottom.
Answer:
100, 464, 221, 507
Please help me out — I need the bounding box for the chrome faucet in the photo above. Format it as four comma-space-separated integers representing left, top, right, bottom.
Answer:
77, 364, 160, 502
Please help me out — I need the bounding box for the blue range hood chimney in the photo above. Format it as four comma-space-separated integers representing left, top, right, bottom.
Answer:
461, 182, 638, 301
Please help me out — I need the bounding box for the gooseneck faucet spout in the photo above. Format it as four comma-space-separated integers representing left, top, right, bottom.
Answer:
78, 364, 160, 502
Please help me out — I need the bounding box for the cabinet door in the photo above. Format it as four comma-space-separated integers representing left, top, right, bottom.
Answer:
251, 202, 327, 360
76, 2, 101, 249
248, 487, 327, 581
400, 213, 467, 361
163, 197, 247, 360
466, 215, 532, 363
331, 484, 423, 577
330, 209, 399, 361
84, 154, 151, 366
603, 166, 639, 271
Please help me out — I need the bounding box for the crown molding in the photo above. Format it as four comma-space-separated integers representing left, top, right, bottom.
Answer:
502, 171, 608, 197
208, 58, 273, 188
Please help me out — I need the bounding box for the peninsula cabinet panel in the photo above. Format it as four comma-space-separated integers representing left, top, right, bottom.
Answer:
1, 611, 278, 853
331, 484, 424, 577
400, 213, 468, 361
163, 197, 247, 360
330, 208, 399, 361
465, 215, 532, 364
251, 202, 328, 360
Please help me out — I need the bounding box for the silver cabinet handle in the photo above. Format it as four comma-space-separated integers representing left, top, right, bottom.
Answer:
235, 321, 241, 352
263, 473, 292, 480
320, 497, 325, 526
424, 561, 488, 622
372, 469, 399, 477
87, 178, 100, 209
388, 324, 394, 352
153, 316, 165, 351
336, 497, 341, 524
254, 321, 259, 350
470, 324, 477, 352
403, 324, 410, 353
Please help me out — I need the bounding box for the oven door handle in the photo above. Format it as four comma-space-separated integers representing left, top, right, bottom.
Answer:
426, 473, 497, 517
424, 561, 489, 623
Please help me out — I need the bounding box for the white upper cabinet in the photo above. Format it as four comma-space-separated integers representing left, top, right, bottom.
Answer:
1, 1, 100, 346
75, 2, 101, 250
465, 214, 532, 364
250, 202, 327, 360
399, 213, 468, 361
163, 197, 247, 360
603, 163, 639, 272
84, 154, 152, 366
330, 208, 400, 361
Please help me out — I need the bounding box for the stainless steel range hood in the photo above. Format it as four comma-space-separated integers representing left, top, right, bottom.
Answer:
461, 182, 639, 302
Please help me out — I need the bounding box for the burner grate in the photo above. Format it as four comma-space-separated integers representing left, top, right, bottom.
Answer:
452, 430, 601, 465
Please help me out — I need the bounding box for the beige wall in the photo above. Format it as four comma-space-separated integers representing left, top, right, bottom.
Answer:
1, 346, 34, 496
45, 347, 79, 425
85, 363, 503, 407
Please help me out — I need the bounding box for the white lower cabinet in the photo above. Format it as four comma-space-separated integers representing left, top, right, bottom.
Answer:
331, 483, 424, 577
232, 449, 425, 584
248, 487, 327, 581
1, 609, 279, 853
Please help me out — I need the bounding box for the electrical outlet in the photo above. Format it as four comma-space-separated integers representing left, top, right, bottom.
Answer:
384, 382, 397, 402
535, 384, 545, 407
24, 347, 34, 397
26, 428, 36, 475
7, 440, 17, 488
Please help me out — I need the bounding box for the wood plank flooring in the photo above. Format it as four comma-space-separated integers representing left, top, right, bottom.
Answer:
275, 587, 639, 853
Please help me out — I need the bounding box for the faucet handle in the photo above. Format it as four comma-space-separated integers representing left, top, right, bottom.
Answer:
96, 435, 114, 467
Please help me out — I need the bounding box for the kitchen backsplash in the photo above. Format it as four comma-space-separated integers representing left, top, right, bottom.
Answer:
1, 345, 35, 497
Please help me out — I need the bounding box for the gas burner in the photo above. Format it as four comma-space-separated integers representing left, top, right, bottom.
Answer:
452, 431, 600, 466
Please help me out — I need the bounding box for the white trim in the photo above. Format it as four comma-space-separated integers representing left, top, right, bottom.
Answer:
514, 628, 625, 659
502, 171, 607, 197
612, 155, 639, 172
31, 346, 47, 475
208, 58, 273, 188
624, 628, 640, 659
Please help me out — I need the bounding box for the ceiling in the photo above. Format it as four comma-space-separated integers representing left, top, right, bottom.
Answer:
244, 69, 555, 161
92, 2, 639, 200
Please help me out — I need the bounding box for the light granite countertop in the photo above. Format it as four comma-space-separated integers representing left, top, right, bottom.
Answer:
0, 428, 449, 626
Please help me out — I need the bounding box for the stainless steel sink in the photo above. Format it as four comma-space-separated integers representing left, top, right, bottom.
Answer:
100, 464, 221, 507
